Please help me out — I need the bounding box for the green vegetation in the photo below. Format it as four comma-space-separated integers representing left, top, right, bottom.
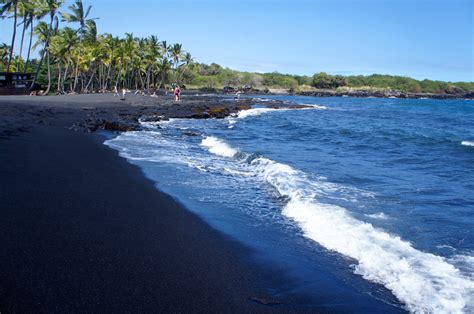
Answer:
1, 0, 472, 95
1, 0, 193, 94
183, 65, 474, 94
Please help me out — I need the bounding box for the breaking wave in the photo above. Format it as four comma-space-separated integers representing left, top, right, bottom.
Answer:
202, 136, 474, 313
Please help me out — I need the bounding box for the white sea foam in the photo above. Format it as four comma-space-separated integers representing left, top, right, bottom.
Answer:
364, 212, 389, 220
305, 104, 328, 110
461, 141, 474, 147
237, 107, 288, 119
204, 137, 474, 313
234, 103, 327, 121
201, 136, 239, 158
105, 129, 474, 313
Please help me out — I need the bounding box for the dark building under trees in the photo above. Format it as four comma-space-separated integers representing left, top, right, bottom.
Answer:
0, 72, 33, 95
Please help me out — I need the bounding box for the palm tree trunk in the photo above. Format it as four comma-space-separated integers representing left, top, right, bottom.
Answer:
62, 62, 69, 93
105, 62, 113, 91
124, 62, 129, 88
84, 72, 95, 92
146, 65, 151, 90
17, 15, 27, 71
73, 55, 80, 91
43, 52, 51, 95
7, 3, 18, 72
57, 62, 62, 93
25, 15, 34, 72
115, 63, 123, 89
138, 71, 145, 90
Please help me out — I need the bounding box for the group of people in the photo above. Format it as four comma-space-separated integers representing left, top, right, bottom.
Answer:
112, 84, 182, 101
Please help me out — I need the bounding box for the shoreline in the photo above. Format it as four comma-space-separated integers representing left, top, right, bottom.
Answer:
194, 88, 473, 100
0, 94, 335, 312
3, 93, 441, 312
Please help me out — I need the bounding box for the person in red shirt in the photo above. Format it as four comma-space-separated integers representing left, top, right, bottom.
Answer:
174, 85, 181, 101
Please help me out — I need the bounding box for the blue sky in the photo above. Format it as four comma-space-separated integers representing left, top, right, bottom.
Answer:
1, 0, 473, 81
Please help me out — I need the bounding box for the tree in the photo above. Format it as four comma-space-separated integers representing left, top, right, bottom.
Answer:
30, 0, 64, 90
49, 26, 78, 92
312, 72, 333, 89
60, 0, 96, 38
178, 52, 193, 84
0, 43, 11, 70
32, 20, 51, 92
157, 57, 171, 89
143, 35, 161, 89
1, 0, 21, 72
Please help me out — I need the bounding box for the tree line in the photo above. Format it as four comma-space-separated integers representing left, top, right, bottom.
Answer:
1, 0, 193, 94
183, 65, 474, 94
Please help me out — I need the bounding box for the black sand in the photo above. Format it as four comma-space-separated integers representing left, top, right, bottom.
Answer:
0, 94, 298, 312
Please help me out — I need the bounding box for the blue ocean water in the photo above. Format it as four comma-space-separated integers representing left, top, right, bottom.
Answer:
105, 96, 474, 312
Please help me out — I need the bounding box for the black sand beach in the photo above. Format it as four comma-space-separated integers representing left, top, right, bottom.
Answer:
0, 94, 305, 312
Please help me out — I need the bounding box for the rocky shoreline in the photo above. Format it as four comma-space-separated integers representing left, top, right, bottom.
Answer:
294, 89, 474, 100
219, 88, 474, 99
0, 93, 309, 137
69, 95, 312, 133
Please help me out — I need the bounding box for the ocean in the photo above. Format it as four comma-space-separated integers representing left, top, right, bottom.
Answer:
105, 95, 474, 313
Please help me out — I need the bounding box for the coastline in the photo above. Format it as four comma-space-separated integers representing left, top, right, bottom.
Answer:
219, 88, 474, 100
0, 94, 332, 312
2, 94, 440, 312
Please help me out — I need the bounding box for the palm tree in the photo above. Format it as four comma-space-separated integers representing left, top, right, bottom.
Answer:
1, 0, 20, 72
30, 0, 64, 89
161, 40, 169, 58
32, 20, 50, 93
0, 43, 11, 70
121, 33, 136, 89
49, 26, 78, 92
170, 43, 182, 67
22, 1, 36, 71
178, 52, 193, 84
16, 0, 34, 71
0, 0, 191, 94
60, 0, 97, 38
157, 57, 171, 90
144, 35, 161, 89
169, 43, 183, 83
22, 0, 50, 72
100, 34, 119, 91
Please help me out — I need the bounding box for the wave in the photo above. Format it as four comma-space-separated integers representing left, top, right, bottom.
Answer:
461, 141, 474, 147
235, 107, 290, 119
228, 104, 327, 127
304, 104, 328, 110
201, 136, 239, 158
105, 127, 474, 312
203, 136, 474, 313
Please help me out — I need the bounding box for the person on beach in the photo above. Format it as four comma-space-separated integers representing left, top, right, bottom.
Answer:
174, 85, 181, 101
235, 90, 242, 100
113, 86, 120, 97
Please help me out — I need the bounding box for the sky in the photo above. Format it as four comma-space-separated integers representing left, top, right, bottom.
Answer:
1, 0, 473, 82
